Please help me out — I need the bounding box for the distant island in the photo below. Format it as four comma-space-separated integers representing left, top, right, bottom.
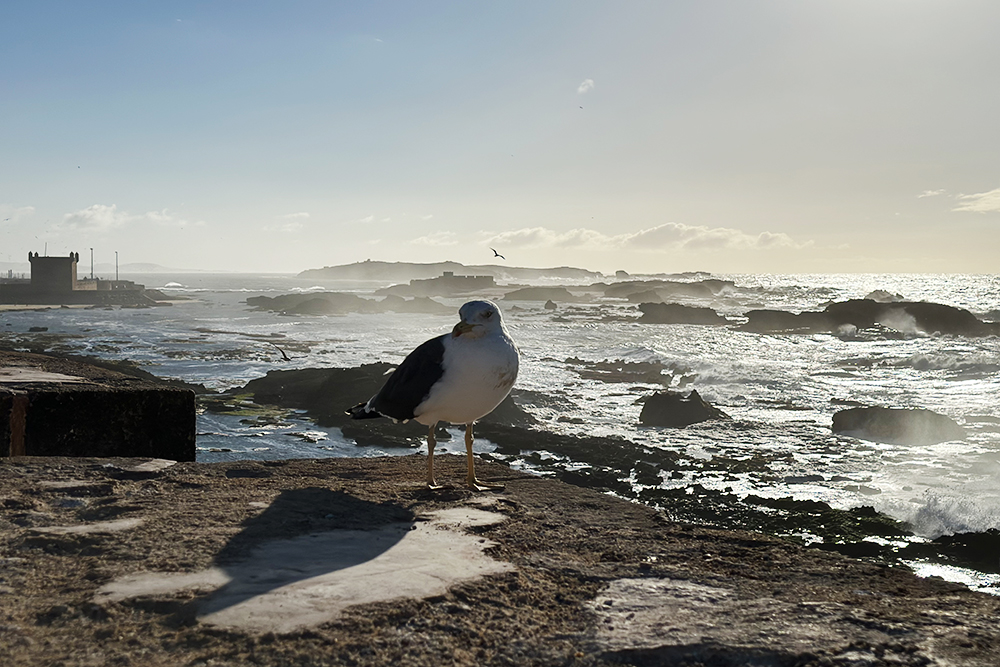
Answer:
297, 260, 604, 283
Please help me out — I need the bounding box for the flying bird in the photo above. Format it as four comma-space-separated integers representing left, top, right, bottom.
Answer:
490, 247, 505, 260
267, 341, 292, 362
348, 300, 519, 490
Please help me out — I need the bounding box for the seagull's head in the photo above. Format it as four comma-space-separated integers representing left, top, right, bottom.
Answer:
452, 300, 505, 339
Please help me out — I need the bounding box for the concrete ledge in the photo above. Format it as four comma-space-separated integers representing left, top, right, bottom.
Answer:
0, 350, 195, 460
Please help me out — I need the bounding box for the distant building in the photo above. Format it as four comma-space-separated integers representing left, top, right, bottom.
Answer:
0, 251, 149, 305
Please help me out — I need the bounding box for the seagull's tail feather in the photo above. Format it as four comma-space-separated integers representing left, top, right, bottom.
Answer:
347, 401, 383, 420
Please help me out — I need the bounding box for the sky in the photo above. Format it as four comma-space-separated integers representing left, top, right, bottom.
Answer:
2, 1, 999, 275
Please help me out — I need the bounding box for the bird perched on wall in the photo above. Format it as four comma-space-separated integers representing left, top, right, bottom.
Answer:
348, 300, 519, 490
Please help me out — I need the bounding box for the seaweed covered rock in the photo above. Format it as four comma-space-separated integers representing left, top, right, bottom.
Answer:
832, 406, 965, 445
639, 389, 729, 428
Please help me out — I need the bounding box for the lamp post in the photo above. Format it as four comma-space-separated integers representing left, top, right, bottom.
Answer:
89, 247, 94, 280
115, 251, 118, 282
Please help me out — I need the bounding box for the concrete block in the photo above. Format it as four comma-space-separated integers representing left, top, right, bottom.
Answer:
1, 351, 195, 461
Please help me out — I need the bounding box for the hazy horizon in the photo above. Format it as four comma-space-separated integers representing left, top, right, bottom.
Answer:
3, 2, 999, 275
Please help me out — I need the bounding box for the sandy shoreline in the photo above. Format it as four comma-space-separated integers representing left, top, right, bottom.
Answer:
2, 454, 999, 666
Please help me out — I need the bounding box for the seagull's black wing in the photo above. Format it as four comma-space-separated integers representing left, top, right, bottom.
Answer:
348, 334, 446, 422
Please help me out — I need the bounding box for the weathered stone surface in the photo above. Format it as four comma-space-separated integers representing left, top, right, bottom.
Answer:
0, 350, 195, 461
832, 406, 966, 445
2, 455, 1000, 667
637, 302, 728, 324
639, 389, 729, 427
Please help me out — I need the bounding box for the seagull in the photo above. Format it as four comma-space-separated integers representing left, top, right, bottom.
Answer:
490, 247, 505, 260
267, 341, 292, 362
348, 300, 519, 490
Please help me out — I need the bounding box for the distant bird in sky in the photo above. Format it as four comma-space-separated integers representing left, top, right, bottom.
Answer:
490, 248, 505, 260
348, 300, 519, 490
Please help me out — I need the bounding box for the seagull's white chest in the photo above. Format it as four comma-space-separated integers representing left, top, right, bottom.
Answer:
413, 330, 519, 426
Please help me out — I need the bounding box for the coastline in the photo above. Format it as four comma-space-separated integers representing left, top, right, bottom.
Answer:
3, 454, 1000, 666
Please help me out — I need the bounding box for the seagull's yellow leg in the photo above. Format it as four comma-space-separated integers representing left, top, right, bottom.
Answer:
466, 423, 504, 491
427, 424, 443, 490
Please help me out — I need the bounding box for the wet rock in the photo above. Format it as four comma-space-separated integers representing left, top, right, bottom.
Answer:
565, 357, 675, 385
865, 289, 905, 303
740, 309, 834, 333
832, 406, 966, 445
232, 364, 535, 449
605, 278, 734, 299
246, 292, 451, 316
501, 287, 585, 302
543, 300, 557, 310
742, 299, 1000, 336
637, 302, 728, 325
639, 389, 729, 428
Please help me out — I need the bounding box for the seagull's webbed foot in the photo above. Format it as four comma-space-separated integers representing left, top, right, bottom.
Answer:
466, 476, 505, 492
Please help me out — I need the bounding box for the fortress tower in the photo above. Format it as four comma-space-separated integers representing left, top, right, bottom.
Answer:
28, 251, 79, 293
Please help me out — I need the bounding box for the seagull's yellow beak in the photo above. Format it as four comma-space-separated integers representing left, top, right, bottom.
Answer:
452, 321, 474, 337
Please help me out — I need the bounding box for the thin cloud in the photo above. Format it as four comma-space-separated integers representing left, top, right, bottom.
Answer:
953, 187, 1000, 213
60, 204, 203, 232
264, 212, 309, 233
146, 209, 204, 228
1, 205, 35, 222
487, 223, 807, 252
411, 231, 458, 246
917, 189, 946, 198
577, 79, 595, 94
60, 204, 132, 232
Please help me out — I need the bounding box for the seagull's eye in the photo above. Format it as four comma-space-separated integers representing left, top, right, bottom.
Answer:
484, 311, 493, 319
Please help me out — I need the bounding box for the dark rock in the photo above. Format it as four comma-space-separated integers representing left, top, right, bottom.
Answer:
606, 279, 735, 299
246, 292, 451, 316
234, 364, 536, 447
543, 300, 557, 310
639, 389, 729, 428
377, 295, 453, 314
740, 309, 834, 333
742, 299, 1000, 336
501, 287, 585, 302
865, 289, 904, 303
832, 406, 966, 445
637, 302, 728, 325
565, 357, 674, 385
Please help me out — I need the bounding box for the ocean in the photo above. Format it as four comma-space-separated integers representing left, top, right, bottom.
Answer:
2, 270, 999, 592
